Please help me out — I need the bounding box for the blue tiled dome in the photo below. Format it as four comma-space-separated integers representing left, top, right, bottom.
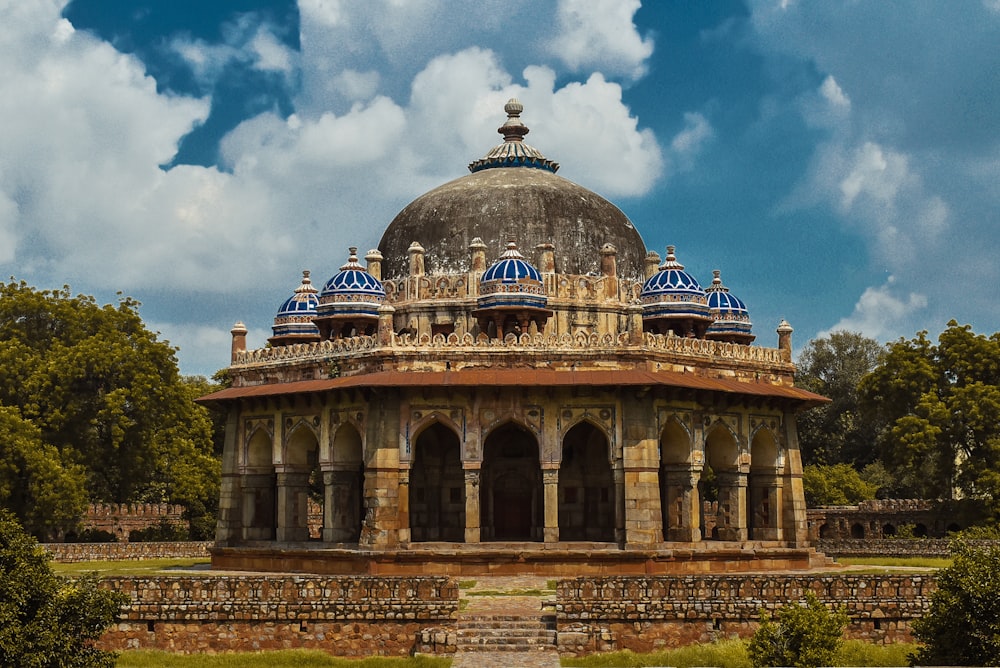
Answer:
317, 248, 386, 319
640, 246, 711, 320
270, 271, 320, 343
705, 270, 754, 342
478, 241, 547, 310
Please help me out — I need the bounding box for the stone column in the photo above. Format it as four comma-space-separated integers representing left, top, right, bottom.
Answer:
542, 466, 559, 542
613, 465, 626, 546
230, 322, 247, 364
627, 304, 644, 345
714, 470, 748, 541
464, 467, 481, 543
323, 467, 362, 543
365, 249, 383, 280
275, 469, 310, 542
662, 465, 701, 542
644, 251, 661, 281
378, 304, 395, 347
600, 243, 618, 301
397, 467, 410, 544
215, 410, 243, 545
240, 473, 276, 541
749, 473, 784, 541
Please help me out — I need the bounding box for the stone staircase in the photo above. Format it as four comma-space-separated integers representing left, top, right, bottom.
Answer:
456, 612, 557, 652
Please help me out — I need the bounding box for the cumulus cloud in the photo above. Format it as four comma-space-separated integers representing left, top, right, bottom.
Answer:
549, 0, 654, 80
819, 277, 928, 341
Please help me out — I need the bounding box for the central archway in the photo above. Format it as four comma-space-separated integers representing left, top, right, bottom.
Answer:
481, 422, 543, 541
559, 422, 614, 542
410, 422, 465, 542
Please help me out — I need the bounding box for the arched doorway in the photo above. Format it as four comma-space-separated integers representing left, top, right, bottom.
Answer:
659, 418, 700, 542
325, 422, 365, 543
243, 427, 275, 540
558, 422, 614, 542
481, 422, 543, 541
749, 428, 782, 540
278, 423, 319, 542
701, 424, 743, 541
410, 422, 465, 542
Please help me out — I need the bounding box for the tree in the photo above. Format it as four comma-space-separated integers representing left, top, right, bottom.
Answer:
0, 407, 87, 539
0, 280, 220, 531
748, 591, 849, 668
911, 540, 1000, 665
860, 321, 1000, 506
0, 510, 127, 667
802, 463, 878, 507
795, 331, 884, 467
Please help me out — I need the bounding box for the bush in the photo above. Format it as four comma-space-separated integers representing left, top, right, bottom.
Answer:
0, 509, 127, 667
73, 528, 118, 543
911, 540, 1000, 665
748, 591, 848, 668
128, 518, 189, 542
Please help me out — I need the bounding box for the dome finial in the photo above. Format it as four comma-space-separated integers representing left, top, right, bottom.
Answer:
500, 98, 528, 142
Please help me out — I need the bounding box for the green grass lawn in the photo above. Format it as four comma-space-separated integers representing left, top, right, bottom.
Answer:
835, 556, 951, 570
116, 650, 450, 667
560, 639, 915, 667
52, 558, 211, 576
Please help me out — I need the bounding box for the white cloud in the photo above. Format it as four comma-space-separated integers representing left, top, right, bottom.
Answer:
549, 0, 653, 80
819, 75, 850, 110
669, 112, 714, 168
170, 15, 296, 87
819, 278, 927, 341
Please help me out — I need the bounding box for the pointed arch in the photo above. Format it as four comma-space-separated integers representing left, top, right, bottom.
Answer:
278, 422, 320, 542
749, 426, 782, 540
559, 421, 614, 541
410, 421, 465, 542
325, 422, 365, 543
245, 426, 273, 470
242, 425, 276, 540
700, 422, 742, 541
481, 421, 542, 541
659, 416, 699, 542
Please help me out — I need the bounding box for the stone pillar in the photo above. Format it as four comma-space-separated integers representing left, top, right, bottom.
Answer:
542, 466, 559, 543
275, 470, 310, 542
469, 238, 487, 298
360, 467, 403, 547
627, 304, 644, 345
777, 319, 793, 361
323, 467, 362, 543
365, 249, 383, 280
397, 467, 410, 544
600, 243, 618, 301
622, 394, 662, 546
714, 470, 748, 541
662, 465, 701, 542
464, 467, 481, 543
537, 243, 557, 296
644, 251, 661, 281
240, 473, 276, 541
749, 470, 783, 541
781, 412, 809, 546
613, 465, 626, 546
230, 322, 247, 364
378, 304, 395, 347
215, 410, 243, 545
408, 241, 425, 277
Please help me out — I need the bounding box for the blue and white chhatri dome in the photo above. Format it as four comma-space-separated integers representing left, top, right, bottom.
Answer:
640, 245, 713, 336
477, 240, 548, 311
269, 271, 321, 345
705, 270, 755, 344
317, 247, 386, 319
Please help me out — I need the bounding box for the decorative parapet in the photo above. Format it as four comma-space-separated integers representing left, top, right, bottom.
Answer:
232, 330, 789, 368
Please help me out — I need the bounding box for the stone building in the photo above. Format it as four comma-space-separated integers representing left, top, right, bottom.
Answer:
201, 100, 828, 575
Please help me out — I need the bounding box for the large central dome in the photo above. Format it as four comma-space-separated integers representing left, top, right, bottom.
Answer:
378, 100, 648, 281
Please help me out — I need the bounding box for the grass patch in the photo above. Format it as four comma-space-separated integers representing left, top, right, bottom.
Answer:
52, 558, 210, 576
457, 580, 477, 589
836, 556, 951, 569
464, 588, 547, 597
559, 639, 916, 668
117, 650, 451, 667
547, 579, 558, 590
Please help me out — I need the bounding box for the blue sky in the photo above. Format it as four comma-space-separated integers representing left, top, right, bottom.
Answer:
2, 1, 999, 376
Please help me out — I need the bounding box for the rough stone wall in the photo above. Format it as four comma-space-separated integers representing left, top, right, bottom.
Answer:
818, 538, 1000, 558
97, 575, 457, 657
556, 574, 933, 655
80, 503, 187, 540
43, 541, 212, 562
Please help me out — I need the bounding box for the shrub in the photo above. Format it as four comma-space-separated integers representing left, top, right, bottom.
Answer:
0, 509, 127, 667
748, 591, 848, 668
128, 518, 189, 542
911, 540, 1000, 665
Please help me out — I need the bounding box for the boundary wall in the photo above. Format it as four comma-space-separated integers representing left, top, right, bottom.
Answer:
555, 574, 933, 656
92, 573, 932, 657
97, 575, 458, 656
44, 541, 212, 562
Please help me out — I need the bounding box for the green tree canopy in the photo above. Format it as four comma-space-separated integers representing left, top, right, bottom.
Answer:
795, 331, 884, 467
748, 591, 848, 668
860, 321, 1000, 505
802, 463, 878, 507
911, 540, 1000, 665
0, 510, 127, 666
0, 280, 220, 536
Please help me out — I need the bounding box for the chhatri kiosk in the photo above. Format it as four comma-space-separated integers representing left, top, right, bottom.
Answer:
202, 100, 827, 575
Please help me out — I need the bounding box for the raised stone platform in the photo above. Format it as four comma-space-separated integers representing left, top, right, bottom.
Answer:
210, 541, 833, 576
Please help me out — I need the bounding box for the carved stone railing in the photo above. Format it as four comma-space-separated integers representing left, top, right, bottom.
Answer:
232, 330, 788, 368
